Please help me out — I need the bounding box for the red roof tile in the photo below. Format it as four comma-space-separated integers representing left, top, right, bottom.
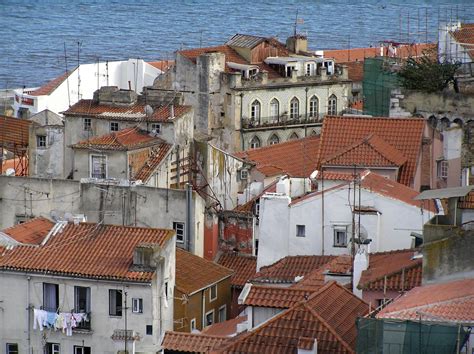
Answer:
1, 157, 28, 176
133, 143, 172, 182
2, 217, 54, 245
176, 248, 233, 295
342, 61, 364, 81
151, 105, 192, 122
318, 116, 425, 187
162, 331, 229, 352
244, 285, 315, 308
358, 249, 422, 292
253, 255, 335, 284
30, 71, 73, 96
233, 180, 277, 213
450, 23, 474, 59
0, 222, 174, 282
377, 279, 474, 324
201, 315, 247, 337
148, 60, 174, 72
72, 128, 163, 151
235, 136, 320, 178
0, 115, 31, 148
458, 191, 474, 209
216, 253, 257, 288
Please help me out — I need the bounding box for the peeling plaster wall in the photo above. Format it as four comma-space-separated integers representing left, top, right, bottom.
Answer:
29, 125, 64, 179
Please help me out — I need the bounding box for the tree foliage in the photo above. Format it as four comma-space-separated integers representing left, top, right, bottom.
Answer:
398, 49, 461, 93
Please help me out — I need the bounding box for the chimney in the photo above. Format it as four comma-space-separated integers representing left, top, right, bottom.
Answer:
353, 245, 369, 298
286, 35, 308, 54
170, 104, 175, 119
320, 67, 327, 81
341, 65, 349, 80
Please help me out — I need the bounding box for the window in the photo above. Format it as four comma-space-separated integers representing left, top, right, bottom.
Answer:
270, 98, 279, 121
209, 284, 217, 302
6, 343, 18, 354
73, 346, 91, 354
110, 121, 119, 131
290, 97, 299, 119
306, 63, 312, 76
334, 227, 348, 247
109, 289, 122, 316
37, 135, 46, 148
173, 222, 185, 243
146, 325, 153, 335
190, 318, 196, 331
205, 310, 214, 327
240, 169, 248, 180
164, 281, 169, 299
218, 305, 227, 322
296, 224, 306, 237
249, 136, 261, 149
83, 118, 91, 131
289, 132, 299, 140
309, 96, 319, 118
90, 155, 107, 179
74, 286, 91, 313
268, 134, 279, 145
44, 343, 60, 354
437, 160, 448, 179
151, 123, 161, 134
328, 94, 337, 115
254, 199, 260, 217
43, 283, 59, 312
132, 298, 143, 313
250, 100, 261, 122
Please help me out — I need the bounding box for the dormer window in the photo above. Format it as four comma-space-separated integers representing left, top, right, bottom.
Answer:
133, 246, 153, 267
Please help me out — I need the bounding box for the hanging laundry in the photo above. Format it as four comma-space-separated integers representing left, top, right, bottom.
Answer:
45, 311, 57, 328
54, 313, 64, 331
33, 308, 47, 331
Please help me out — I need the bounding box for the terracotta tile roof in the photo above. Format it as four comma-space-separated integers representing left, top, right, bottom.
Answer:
1, 157, 28, 176
244, 285, 315, 308
162, 331, 229, 352
0, 115, 31, 148
458, 191, 474, 209
377, 278, 474, 324
358, 249, 422, 292
341, 61, 364, 81
233, 180, 277, 213
64, 100, 191, 122
71, 128, 163, 151
0, 222, 174, 282
2, 217, 54, 245
323, 134, 408, 168
318, 116, 425, 186
450, 23, 474, 59
201, 315, 247, 336
133, 143, 172, 182
221, 282, 368, 353
320, 171, 354, 181
235, 136, 320, 178
147, 60, 174, 72
252, 255, 335, 284
175, 248, 234, 295
216, 253, 257, 288
30, 70, 73, 96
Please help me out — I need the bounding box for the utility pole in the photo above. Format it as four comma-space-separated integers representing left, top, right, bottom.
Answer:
351, 165, 357, 288
124, 290, 128, 354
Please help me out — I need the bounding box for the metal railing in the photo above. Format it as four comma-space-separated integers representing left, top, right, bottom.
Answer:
242, 114, 323, 129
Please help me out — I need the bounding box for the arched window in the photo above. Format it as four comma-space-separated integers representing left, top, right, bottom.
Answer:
270, 98, 279, 122
310, 130, 318, 136
249, 136, 261, 149
290, 97, 299, 119
327, 94, 337, 115
250, 100, 261, 122
289, 132, 299, 140
309, 96, 319, 118
268, 134, 280, 145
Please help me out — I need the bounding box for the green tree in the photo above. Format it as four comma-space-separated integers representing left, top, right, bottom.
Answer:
398, 49, 461, 93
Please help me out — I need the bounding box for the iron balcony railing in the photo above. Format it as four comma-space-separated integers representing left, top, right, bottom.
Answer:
242, 114, 323, 129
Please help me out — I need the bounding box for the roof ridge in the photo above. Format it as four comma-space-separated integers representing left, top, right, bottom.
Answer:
236, 135, 319, 158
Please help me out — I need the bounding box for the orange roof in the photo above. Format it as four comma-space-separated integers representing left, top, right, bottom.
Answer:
148, 60, 174, 72
377, 278, 474, 324
221, 282, 368, 353
233, 180, 277, 213
162, 331, 229, 352
450, 23, 474, 59
133, 144, 172, 182
253, 255, 335, 284
2, 217, 54, 245
318, 116, 425, 186
358, 249, 422, 292
30, 70, 73, 96
342, 61, 364, 81
0, 115, 31, 149
216, 253, 257, 288
1, 156, 28, 176
320, 171, 354, 181
458, 191, 474, 209
72, 128, 164, 151
0, 222, 174, 282
201, 315, 247, 336
175, 248, 234, 295
244, 285, 315, 308
235, 135, 320, 178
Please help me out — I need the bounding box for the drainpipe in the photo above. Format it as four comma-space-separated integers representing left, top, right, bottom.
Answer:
186, 183, 193, 253
305, 87, 309, 137
27, 275, 31, 354
201, 290, 206, 329
321, 166, 325, 255
239, 93, 244, 150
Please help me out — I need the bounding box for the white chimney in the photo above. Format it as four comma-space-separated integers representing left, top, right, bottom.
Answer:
353, 244, 369, 298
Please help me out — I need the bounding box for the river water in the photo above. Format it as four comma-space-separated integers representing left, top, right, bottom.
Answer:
1, 0, 473, 89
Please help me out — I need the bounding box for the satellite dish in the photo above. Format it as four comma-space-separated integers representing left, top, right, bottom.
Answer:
144, 105, 153, 117
5, 168, 15, 176
348, 222, 370, 244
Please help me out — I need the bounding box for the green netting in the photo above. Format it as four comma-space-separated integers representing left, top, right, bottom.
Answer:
362, 57, 400, 117
357, 317, 470, 354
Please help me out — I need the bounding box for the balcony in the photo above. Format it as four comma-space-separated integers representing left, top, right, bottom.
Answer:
241, 114, 323, 130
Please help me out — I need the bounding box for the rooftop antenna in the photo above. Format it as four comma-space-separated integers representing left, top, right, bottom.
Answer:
77, 41, 82, 102
64, 43, 71, 107
294, 9, 299, 36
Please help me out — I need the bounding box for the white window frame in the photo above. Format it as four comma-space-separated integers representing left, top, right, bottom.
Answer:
173, 222, 185, 243
218, 305, 227, 322
270, 98, 279, 121
190, 318, 196, 331
333, 226, 348, 247
309, 96, 319, 118
36, 135, 47, 148
290, 97, 299, 119
74, 345, 91, 354
204, 309, 214, 327
6, 343, 19, 354
268, 134, 279, 145
209, 284, 217, 302
240, 169, 248, 180
437, 160, 448, 179
108, 289, 123, 317
83, 118, 91, 131
250, 100, 261, 122
296, 224, 306, 237
132, 298, 143, 314
249, 136, 261, 149
328, 95, 337, 115
110, 121, 119, 132
90, 154, 107, 179
151, 123, 161, 134
45, 343, 60, 354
